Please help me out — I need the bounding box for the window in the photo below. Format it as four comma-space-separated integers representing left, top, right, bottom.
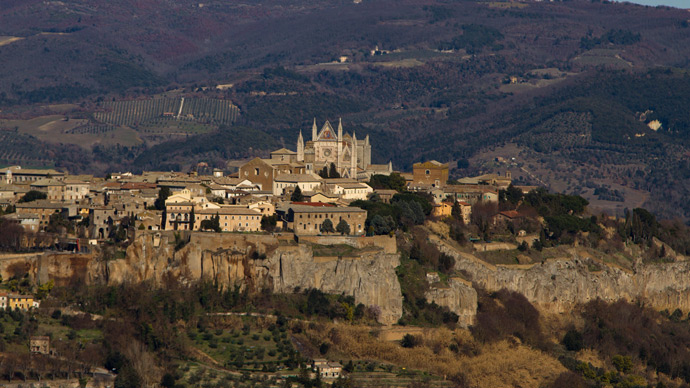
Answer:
425, 169, 430, 175
254, 168, 260, 175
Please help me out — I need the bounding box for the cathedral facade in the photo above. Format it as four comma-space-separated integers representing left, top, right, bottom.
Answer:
297, 119, 372, 179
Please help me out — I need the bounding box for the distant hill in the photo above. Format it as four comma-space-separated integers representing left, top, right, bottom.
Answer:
1, 0, 690, 218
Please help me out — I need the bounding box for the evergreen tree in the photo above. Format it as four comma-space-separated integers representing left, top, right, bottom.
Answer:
154, 187, 171, 211
329, 163, 340, 178
320, 219, 335, 234
336, 219, 350, 235
291, 186, 304, 202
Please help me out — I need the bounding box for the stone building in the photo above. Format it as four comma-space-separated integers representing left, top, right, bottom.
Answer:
297, 119, 371, 179
30, 336, 50, 354
412, 160, 449, 189
281, 204, 366, 236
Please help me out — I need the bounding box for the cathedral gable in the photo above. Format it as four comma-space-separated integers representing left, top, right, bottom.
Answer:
317, 121, 336, 141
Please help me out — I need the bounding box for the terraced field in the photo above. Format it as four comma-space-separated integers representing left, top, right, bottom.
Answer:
95, 97, 239, 127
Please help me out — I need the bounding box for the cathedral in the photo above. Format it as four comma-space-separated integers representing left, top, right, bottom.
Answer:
297, 119, 372, 179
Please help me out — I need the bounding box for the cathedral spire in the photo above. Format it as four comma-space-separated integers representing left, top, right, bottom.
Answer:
312, 118, 317, 141
297, 130, 304, 162
337, 117, 343, 141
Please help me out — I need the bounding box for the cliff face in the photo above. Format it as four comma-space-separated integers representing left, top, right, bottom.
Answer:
0, 252, 94, 287
425, 277, 477, 328
431, 235, 690, 315
101, 232, 403, 325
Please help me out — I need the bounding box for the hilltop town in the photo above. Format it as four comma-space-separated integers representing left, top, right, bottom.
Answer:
0, 119, 519, 248
2, 119, 690, 387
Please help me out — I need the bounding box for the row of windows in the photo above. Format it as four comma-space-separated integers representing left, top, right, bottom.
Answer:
168, 213, 259, 221
300, 222, 362, 230
298, 213, 353, 219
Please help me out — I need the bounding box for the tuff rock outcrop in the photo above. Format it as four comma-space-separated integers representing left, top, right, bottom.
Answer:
97, 232, 403, 325
431, 235, 690, 315
425, 276, 477, 328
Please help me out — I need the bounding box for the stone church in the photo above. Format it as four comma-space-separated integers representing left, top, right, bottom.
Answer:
297, 119, 372, 179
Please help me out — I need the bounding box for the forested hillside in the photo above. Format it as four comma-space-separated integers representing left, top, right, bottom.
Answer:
1, 0, 690, 218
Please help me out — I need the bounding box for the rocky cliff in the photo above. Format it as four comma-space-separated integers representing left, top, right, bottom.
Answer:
99, 232, 403, 325
425, 276, 477, 328
431, 235, 690, 315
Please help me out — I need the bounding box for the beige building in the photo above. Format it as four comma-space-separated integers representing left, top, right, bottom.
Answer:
313, 359, 343, 379
282, 204, 366, 235
456, 201, 472, 225
15, 201, 64, 230
30, 336, 50, 354
323, 178, 373, 201
63, 179, 90, 201
432, 202, 452, 218
273, 174, 323, 196
196, 207, 262, 232
30, 179, 65, 201
457, 172, 512, 190
1, 166, 65, 184
412, 160, 449, 189
239, 156, 306, 193
2, 213, 40, 232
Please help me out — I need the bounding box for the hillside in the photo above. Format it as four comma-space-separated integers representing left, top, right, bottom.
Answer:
1, 0, 690, 218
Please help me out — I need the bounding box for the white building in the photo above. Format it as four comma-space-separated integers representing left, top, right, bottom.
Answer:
273, 173, 323, 197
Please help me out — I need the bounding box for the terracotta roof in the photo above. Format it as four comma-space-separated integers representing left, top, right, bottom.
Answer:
121, 182, 157, 190
497, 210, 522, 219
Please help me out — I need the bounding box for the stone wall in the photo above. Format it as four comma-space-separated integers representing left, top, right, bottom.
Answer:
297, 234, 397, 254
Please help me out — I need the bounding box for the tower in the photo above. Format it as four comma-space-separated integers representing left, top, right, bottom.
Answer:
337, 118, 343, 173
363, 134, 371, 169
350, 131, 357, 178
311, 118, 317, 142
297, 130, 304, 162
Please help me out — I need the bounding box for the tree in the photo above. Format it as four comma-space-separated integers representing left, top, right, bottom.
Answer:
368, 173, 406, 192
336, 219, 351, 235
562, 329, 583, 352
451, 201, 463, 222
370, 214, 394, 235
329, 163, 340, 179
291, 186, 304, 202
154, 187, 171, 211
200, 214, 221, 233
320, 219, 335, 234
261, 215, 278, 232
318, 166, 329, 179
46, 213, 73, 234
18, 190, 46, 203
189, 206, 195, 231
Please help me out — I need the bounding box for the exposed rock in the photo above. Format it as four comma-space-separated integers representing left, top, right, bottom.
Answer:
516, 254, 533, 265
102, 232, 403, 325
431, 235, 690, 315
425, 277, 477, 328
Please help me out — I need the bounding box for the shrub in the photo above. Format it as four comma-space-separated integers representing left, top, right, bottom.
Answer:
562, 329, 584, 352
471, 289, 546, 349
400, 334, 418, 348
